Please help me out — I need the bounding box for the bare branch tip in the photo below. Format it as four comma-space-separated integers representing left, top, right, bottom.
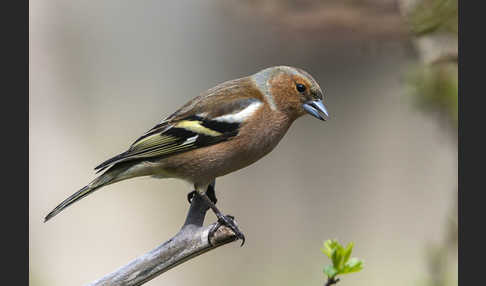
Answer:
208, 223, 239, 247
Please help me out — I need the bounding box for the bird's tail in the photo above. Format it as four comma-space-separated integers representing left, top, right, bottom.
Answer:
44, 163, 132, 222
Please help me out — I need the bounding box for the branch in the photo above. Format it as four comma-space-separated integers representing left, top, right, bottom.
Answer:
325, 277, 340, 286
86, 194, 238, 286
224, 1, 409, 42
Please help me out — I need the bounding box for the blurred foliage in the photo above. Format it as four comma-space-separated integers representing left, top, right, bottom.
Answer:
408, 0, 458, 36
418, 202, 457, 286
405, 0, 458, 128
404, 0, 458, 286
407, 63, 458, 127
321, 240, 364, 285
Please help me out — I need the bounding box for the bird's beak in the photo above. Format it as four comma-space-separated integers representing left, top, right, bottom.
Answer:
303, 99, 329, 121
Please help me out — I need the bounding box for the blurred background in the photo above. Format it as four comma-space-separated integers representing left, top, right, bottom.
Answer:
29, 0, 457, 285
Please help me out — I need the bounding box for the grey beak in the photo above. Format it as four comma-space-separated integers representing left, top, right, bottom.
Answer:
303, 99, 329, 121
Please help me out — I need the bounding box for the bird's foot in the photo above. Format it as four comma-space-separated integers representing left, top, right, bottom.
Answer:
187, 189, 217, 205
187, 190, 196, 204
211, 214, 245, 246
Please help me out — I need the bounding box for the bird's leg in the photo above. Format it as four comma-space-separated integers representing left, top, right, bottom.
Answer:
187, 183, 217, 204
194, 182, 245, 246
205, 183, 218, 205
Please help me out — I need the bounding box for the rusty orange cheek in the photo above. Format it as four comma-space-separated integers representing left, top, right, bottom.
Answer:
268, 76, 303, 114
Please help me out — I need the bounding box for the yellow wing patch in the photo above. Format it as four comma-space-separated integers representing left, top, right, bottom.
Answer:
175, 120, 222, 137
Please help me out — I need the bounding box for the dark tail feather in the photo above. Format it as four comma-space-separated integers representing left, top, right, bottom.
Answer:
44, 164, 129, 222
44, 184, 97, 222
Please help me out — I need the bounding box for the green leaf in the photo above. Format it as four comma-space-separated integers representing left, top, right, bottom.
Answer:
331, 248, 343, 271
342, 242, 354, 264
321, 240, 338, 258
321, 239, 364, 279
320, 246, 332, 258
324, 265, 338, 278
341, 258, 364, 274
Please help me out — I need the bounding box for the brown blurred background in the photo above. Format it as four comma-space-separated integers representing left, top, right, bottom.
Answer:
29, 0, 457, 285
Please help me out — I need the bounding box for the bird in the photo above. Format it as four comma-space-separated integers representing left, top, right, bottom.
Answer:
44, 65, 329, 245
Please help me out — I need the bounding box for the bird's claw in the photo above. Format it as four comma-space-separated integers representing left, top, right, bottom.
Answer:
214, 214, 245, 246
187, 190, 196, 204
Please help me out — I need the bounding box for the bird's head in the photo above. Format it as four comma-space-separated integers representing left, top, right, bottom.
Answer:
252, 66, 329, 121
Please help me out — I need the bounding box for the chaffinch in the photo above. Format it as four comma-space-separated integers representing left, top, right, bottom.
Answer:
45, 66, 329, 244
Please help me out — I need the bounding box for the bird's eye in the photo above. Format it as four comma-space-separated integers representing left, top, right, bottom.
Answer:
296, 83, 306, 93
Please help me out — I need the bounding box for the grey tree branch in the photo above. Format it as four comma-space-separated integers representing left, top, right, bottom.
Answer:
86, 194, 238, 286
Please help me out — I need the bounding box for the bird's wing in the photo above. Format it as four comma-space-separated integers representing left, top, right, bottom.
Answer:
94, 88, 262, 173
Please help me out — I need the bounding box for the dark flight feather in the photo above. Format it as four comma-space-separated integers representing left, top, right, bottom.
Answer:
93, 97, 260, 173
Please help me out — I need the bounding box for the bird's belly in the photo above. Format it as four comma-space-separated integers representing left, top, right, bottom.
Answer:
156, 129, 286, 184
